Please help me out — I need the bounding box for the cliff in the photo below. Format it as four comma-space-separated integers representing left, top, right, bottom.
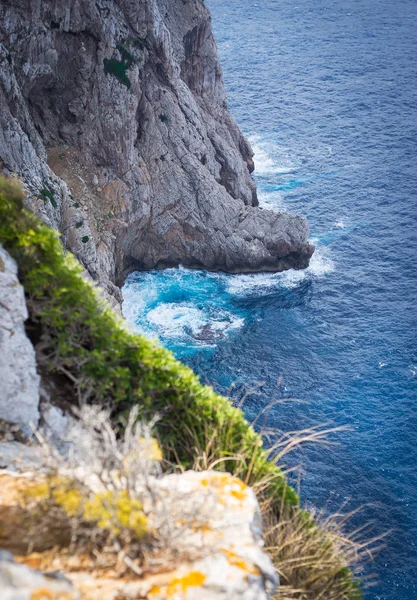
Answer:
0, 1, 365, 597
0, 0, 314, 304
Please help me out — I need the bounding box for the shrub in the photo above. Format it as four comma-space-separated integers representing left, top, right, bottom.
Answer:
19, 407, 156, 567
37, 185, 57, 208
103, 42, 136, 89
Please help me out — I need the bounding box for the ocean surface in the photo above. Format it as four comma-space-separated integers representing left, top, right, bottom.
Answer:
123, 1, 417, 597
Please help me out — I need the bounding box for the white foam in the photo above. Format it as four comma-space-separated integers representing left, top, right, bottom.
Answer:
258, 190, 286, 211
225, 245, 335, 295
249, 135, 296, 177
225, 272, 280, 295
335, 220, 345, 228
146, 302, 244, 345
122, 278, 158, 335
306, 245, 335, 277
147, 303, 206, 338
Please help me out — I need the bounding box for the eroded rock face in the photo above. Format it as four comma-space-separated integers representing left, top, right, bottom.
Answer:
0, 244, 40, 432
0, 0, 313, 302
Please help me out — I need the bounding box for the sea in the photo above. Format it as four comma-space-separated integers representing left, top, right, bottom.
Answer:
122, 1, 417, 597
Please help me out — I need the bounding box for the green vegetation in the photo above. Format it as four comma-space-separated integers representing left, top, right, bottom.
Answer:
103, 42, 137, 89
0, 177, 365, 599
37, 185, 57, 208
0, 177, 295, 503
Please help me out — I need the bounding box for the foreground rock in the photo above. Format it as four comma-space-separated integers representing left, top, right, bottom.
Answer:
0, 0, 313, 303
0, 551, 77, 600
0, 467, 278, 600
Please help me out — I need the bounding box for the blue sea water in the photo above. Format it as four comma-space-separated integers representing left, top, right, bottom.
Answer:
123, 0, 417, 597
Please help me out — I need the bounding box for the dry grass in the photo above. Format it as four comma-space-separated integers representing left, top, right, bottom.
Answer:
172, 379, 387, 600
263, 499, 387, 600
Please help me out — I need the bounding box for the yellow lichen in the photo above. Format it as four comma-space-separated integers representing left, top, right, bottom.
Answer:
167, 571, 206, 592
170, 572, 206, 596
148, 585, 161, 595
30, 591, 73, 600
30, 589, 54, 600
83, 490, 147, 538
21, 480, 50, 502
198, 473, 248, 505
148, 571, 206, 597
52, 484, 83, 517
221, 549, 260, 576
21, 477, 83, 518
230, 488, 247, 501
123, 437, 162, 469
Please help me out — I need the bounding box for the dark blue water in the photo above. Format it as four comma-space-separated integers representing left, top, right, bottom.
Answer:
123, 1, 417, 597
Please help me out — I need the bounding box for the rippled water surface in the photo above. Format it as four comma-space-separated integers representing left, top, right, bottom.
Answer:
123, 1, 417, 597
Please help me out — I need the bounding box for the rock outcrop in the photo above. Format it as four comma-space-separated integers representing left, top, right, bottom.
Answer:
0, 244, 40, 432
0, 448, 278, 599
0, 0, 313, 303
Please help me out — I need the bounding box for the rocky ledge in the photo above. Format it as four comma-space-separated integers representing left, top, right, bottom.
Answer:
0, 411, 278, 600
0, 0, 313, 303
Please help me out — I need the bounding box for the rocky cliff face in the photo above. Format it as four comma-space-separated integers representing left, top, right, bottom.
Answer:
0, 244, 40, 432
0, 0, 314, 302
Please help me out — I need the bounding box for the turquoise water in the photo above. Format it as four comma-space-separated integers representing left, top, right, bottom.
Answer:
123, 1, 417, 597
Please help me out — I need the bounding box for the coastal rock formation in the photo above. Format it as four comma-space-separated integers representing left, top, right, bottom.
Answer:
0, 0, 313, 302
0, 244, 40, 431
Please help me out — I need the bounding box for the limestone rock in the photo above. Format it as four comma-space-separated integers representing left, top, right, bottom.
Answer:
0, 244, 40, 432
137, 470, 279, 600
0, 550, 77, 600
39, 403, 78, 454
0, 442, 42, 471
0, 0, 313, 306
0, 469, 278, 599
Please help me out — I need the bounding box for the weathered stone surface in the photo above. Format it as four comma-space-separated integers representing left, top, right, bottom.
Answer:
67, 472, 279, 599
0, 442, 42, 471
0, 244, 40, 432
0, 467, 278, 599
0, 0, 313, 304
138, 470, 279, 600
39, 403, 79, 454
0, 550, 77, 600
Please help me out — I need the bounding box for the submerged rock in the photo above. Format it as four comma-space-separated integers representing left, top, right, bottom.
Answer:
0, 0, 313, 305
